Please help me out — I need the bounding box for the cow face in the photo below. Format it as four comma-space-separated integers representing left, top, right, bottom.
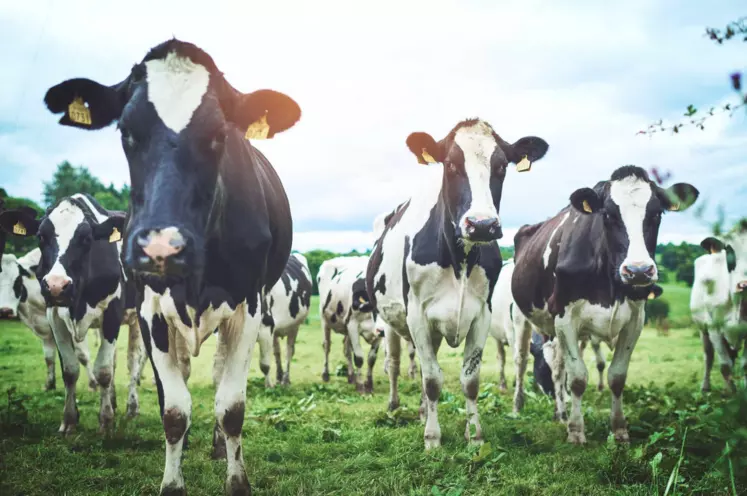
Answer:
44, 39, 301, 279
406, 119, 548, 245
0, 255, 22, 318
570, 166, 699, 286
35, 197, 117, 306
0, 204, 40, 271
351, 278, 373, 314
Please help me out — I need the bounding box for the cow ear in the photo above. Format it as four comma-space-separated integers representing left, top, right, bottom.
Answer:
503, 136, 549, 172
648, 285, 663, 300
44, 78, 127, 130
725, 245, 737, 272
700, 237, 724, 254
232, 89, 301, 140
406, 132, 443, 165
0, 209, 40, 237
570, 187, 602, 214
661, 183, 699, 212
92, 214, 126, 243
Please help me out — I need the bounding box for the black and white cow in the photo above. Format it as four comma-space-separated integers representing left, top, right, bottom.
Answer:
44, 39, 299, 495
0, 248, 96, 391
14, 194, 147, 432
511, 165, 698, 444
0, 200, 39, 268
690, 227, 747, 392
318, 256, 382, 393
367, 118, 549, 449
256, 252, 312, 386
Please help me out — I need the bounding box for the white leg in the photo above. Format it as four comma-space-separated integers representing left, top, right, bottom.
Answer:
386, 329, 402, 411
700, 329, 714, 392
257, 323, 274, 388
346, 321, 366, 392
48, 311, 80, 434
592, 340, 606, 391
407, 340, 418, 379
94, 327, 118, 433
126, 318, 146, 417
556, 313, 587, 444
273, 333, 284, 383
496, 340, 508, 392
709, 330, 736, 393
511, 317, 532, 413
542, 339, 566, 420
343, 335, 356, 385
214, 305, 258, 496
382, 335, 390, 375
73, 335, 97, 391
409, 311, 443, 450
321, 322, 331, 382
607, 313, 644, 444
365, 336, 382, 393
283, 327, 298, 386
40, 333, 58, 391
462, 310, 490, 445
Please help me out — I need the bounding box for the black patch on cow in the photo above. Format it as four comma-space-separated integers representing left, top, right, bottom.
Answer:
464, 348, 483, 375
151, 313, 170, 353
163, 407, 188, 444
101, 297, 123, 344
373, 274, 386, 297
322, 291, 333, 313
138, 312, 166, 417
366, 200, 410, 308
222, 402, 245, 437
351, 278, 373, 314
330, 314, 337, 324
336, 301, 344, 316
13, 272, 28, 303
402, 236, 411, 309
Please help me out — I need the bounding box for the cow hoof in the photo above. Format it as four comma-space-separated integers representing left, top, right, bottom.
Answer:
226, 473, 252, 496
424, 437, 441, 450
88, 381, 98, 392
212, 443, 227, 460
700, 384, 711, 393
281, 377, 291, 387
388, 400, 400, 411
44, 382, 56, 391
126, 401, 140, 418
321, 371, 330, 383
347, 375, 356, 385
614, 429, 630, 444
264, 379, 276, 389
468, 437, 484, 446
567, 431, 586, 445
160, 483, 187, 496
499, 382, 508, 392
58, 422, 77, 435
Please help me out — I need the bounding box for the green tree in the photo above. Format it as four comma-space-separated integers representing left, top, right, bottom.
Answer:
303, 249, 339, 295
0, 189, 43, 257
43, 161, 130, 211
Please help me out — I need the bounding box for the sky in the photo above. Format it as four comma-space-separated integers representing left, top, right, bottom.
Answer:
1, 1, 745, 253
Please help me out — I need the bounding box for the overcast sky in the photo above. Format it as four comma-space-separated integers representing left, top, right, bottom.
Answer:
1, 1, 745, 252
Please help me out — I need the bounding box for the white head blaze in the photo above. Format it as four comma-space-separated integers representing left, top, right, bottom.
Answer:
145, 51, 210, 133
453, 121, 500, 231
609, 174, 657, 280
45, 199, 86, 285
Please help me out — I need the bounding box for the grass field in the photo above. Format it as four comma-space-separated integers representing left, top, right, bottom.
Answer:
1, 295, 746, 495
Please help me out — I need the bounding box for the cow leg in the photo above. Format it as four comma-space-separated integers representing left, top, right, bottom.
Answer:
709, 330, 736, 393
607, 319, 643, 444
214, 307, 258, 496
462, 310, 490, 445
41, 333, 58, 391
283, 327, 298, 386
409, 313, 443, 450
273, 333, 284, 383
407, 341, 418, 379
386, 330, 402, 411
126, 318, 146, 418
257, 323, 274, 388
47, 311, 80, 434
512, 318, 532, 413
556, 315, 587, 444
96, 303, 122, 433
365, 336, 382, 393
592, 340, 606, 392
496, 340, 507, 392
73, 335, 97, 391
543, 339, 566, 421
321, 322, 331, 382
346, 322, 366, 392
343, 335, 356, 384
700, 329, 715, 392
211, 332, 228, 460
382, 335, 390, 375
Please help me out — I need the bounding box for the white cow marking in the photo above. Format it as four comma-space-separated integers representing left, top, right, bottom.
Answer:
46, 200, 85, 281
609, 176, 655, 274
145, 51, 210, 133
543, 212, 570, 268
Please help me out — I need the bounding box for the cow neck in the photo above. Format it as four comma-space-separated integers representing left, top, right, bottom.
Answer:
435, 190, 479, 279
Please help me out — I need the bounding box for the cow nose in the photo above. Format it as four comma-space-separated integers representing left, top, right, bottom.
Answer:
45, 275, 71, 298
621, 262, 656, 285
0, 308, 14, 319
737, 281, 747, 293
464, 216, 502, 241
128, 227, 188, 275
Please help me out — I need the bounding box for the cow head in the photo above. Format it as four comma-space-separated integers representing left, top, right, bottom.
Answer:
0, 255, 22, 318
0, 204, 40, 271
35, 195, 121, 306
570, 166, 698, 286
406, 119, 548, 245
44, 39, 301, 280
725, 220, 747, 295
351, 277, 374, 314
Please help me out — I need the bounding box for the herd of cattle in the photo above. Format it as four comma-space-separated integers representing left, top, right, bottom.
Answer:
0, 39, 745, 495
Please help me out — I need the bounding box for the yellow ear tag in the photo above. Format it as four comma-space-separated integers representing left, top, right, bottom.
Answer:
358, 296, 366, 304
710, 247, 719, 254
68, 97, 92, 126
668, 202, 680, 212
109, 227, 122, 243
582, 200, 593, 213
421, 149, 437, 164
245, 113, 270, 140
647, 291, 656, 300
12, 222, 26, 235
516, 155, 532, 172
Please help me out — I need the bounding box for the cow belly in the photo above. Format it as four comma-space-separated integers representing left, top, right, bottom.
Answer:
572, 301, 638, 343
424, 291, 487, 347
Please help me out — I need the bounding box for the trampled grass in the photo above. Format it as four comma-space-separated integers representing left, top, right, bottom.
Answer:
1, 296, 745, 495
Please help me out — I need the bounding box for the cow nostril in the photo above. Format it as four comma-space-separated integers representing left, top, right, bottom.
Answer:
643, 265, 656, 276
136, 234, 150, 247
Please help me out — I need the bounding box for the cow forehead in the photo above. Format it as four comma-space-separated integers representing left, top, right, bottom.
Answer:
609, 176, 653, 211
145, 51, 211, 133
0, 257, 19, 280
47, 201, 86, 246
453, 121, 498, 167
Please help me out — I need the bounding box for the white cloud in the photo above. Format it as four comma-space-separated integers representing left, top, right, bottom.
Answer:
1, 0, 745, 251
